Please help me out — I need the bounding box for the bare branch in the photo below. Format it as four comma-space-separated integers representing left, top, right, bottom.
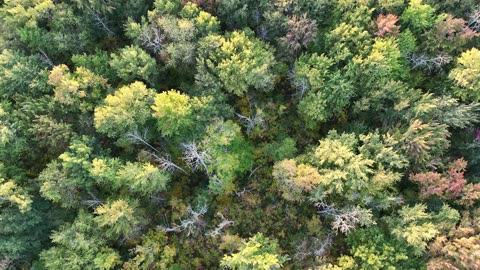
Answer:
148, 151, 186, 174
139, 25, 166, 54
181, 142, 211, 173
160, 203, 208, 237
316, 202, 375, 234
206, 212, 234, 237
126, 129, 159, 153
408, 53, 452, 73
235, 188, 252, 197
468, 5, 480, 32
38, 50, 54, 67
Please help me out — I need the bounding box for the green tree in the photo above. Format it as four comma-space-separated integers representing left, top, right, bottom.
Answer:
449, 48, 480, 101
151, 90, 216, 138
123, 229, 176, 270
293, 53, 353, 126
116, 162, 170, 195
220, 233, 289, 270
321, 227, 422, 270
109, 45, 157, 85
400, 0, 436, 32
38, 136, 94, 208
94, 81, 156, 138
94, 199, 144, 238
310, 130, 407, 208
40, 210, 122, 270
48, 64, 109, 112
197, 30, 277, 96
387, 204, 459, 256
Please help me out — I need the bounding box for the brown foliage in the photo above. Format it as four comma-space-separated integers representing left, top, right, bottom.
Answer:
375, 14, 400, 37
281, 14, 317, 55
410, 158, 480, 206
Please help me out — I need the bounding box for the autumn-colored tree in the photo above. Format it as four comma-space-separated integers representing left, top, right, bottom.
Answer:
410, 158, 480, 206
428, 209, 480, 270
94, 199, 144, 238
425, 14, 479, 54
280, 14, 317, 56
374, 14, 400, 37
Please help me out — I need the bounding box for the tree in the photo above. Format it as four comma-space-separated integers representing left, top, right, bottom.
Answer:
400, 0, 436, 32
116, 162, 170, 195
38, 137, 94, 208
410, 158, 480, 206
123, 229, 176, 270
0, 202, 51, 268
200, 120, 253, 194
352, 37, 406, 84
392, 119, 450, 168
109, 45, 157, 85
272, 159, 322, 202
0, 179, 32, 213
424, 14, 479, 54
374, 14, 400, 38
40, 210, 122, 270
151, 90, 216, 138
125, 2, 220, 69
30, 115, 73, 155
94, 199, 144, 238
94, 81, 156, 138
280, 14, 317, 57
0, 49, 48, 99
310, 130, 406, 209
428, 209, 480, 270
321, 227, 422, 270
293, 53, 353, 125
197, 30, 277, 96
387, 204, 459, 256
220, 233, 289, 270
48, 64, 109, 112
449, 48, 480, 101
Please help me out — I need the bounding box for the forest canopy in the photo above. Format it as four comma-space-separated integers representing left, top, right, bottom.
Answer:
1, 0, 480, 269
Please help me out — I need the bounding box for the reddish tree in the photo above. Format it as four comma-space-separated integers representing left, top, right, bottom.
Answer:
281, 14, 317, 56
410, 158, 480, 206
375, 14, 400, 37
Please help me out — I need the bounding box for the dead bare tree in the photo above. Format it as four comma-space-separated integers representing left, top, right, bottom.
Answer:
181, 142, 211, 173
316, 201, 375, 234
408, 53, 452, 73
148, 152, 186, 174
81, 192, 103, 208
235, 187, 252, 197
206, 212, 234, 237
86, 6, 115, 35
139, 25, 166, 54
126, 129, 185, 173
235, 98, 265, 133
295, 234, 333, 260
160, 203, 208, 237
468, 5, 480, 32
38, 49, 53, 67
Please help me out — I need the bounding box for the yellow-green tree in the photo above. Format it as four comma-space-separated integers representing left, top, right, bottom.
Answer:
94, 81, 156, 138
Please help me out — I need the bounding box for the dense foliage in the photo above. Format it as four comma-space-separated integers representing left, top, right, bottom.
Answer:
1, 0, 480, 269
